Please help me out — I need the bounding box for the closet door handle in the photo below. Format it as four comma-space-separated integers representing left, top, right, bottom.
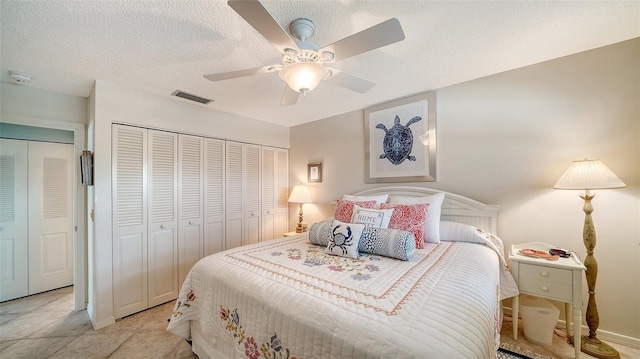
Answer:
189, 220, 194, 225
160, 224, 166, 229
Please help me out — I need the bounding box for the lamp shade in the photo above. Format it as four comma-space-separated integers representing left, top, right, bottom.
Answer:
553, 159, 626, 190
288, 185, 312, 203
279, 62, 327, 94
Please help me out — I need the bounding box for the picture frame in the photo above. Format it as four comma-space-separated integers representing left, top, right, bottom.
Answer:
307, 162, 322, 183
364, 91, 437, 183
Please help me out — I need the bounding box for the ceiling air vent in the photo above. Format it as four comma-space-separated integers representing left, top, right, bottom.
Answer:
171, 90, 213, 105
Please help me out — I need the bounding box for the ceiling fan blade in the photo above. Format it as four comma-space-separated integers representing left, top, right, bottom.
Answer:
280, 86, 299, 106
204, 65, 279, 82
325, 68, 375, 93
320, 18, 405, 62
228, 0, 299, 54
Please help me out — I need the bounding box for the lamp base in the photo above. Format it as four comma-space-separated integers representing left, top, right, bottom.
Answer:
581, 335, 620, 359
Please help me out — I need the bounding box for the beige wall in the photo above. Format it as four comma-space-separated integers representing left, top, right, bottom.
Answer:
290, 38, 639, 341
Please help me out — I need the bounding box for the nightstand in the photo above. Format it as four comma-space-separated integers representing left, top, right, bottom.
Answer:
510, 242, 586, 359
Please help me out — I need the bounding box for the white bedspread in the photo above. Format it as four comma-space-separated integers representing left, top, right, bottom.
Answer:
168, 233, 517, 359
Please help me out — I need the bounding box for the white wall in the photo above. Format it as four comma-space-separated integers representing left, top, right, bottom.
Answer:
1, 82, 87, 123
90, 80, 290, 328
290, 39, 639, 341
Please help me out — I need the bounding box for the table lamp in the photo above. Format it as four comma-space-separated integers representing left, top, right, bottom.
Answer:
288, 185, 312, 233
554, 159, 625, 359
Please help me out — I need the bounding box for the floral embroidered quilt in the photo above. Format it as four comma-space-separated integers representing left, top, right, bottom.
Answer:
167, 233, 516, 358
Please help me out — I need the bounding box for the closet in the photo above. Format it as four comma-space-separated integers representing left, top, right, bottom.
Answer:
112, 125, 287, 318
112, 126, 179, 317
177, 134, 203, 288
261, 147, 289, 241
203, 138, 225, 257
225, 141, 261, 249
0, 139, 74, 302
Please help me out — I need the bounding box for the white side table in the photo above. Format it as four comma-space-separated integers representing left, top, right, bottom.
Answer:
510, 242, 585, 359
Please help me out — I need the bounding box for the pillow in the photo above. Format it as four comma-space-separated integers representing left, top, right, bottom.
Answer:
324, 220, 365, 259
350, 205, 394, 229
388, 192, 445, 244
334, 199, 377, 223
342, 194, 388, 208
358, 227, 416, 261
379, 203, 429, 249
439, 221, 505, 257
308, 219, 333, 247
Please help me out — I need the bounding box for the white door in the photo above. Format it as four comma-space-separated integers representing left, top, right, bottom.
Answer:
112, 125, 148, 318
178, 134, 203, 288
225, 142, 244, 249
274, 148, 289, 236
147, 130, 178, 307
244, 144, 261, 245
204, 138, 225, 256
261, 147, 276, 241
27, 141, 74, 295
0, 139, 29, 301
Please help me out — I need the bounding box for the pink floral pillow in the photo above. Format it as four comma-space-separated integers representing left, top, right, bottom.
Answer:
334, 199, 377, 223
380, 203, 430, 249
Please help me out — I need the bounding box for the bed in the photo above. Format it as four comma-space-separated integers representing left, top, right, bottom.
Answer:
167, 186, 519, 358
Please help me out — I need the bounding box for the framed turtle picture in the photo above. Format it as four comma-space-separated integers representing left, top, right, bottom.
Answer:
364, 91, 436, 183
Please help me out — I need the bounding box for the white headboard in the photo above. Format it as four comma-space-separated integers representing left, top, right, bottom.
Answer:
352, 186, 500, 234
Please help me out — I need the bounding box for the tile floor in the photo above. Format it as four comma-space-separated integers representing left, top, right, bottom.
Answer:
1, 286, 638, 358
500, 315, 640, 359
0, 287, 195, 358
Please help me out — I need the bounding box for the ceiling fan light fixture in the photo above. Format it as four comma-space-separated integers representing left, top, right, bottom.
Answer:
279, 62, 326, 94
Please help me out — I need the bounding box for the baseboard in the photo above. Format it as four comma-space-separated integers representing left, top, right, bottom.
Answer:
503, 306, 640, 350
89, 313, 116, 330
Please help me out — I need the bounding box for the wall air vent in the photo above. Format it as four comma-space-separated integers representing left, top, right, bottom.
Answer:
171, 90, 213, 105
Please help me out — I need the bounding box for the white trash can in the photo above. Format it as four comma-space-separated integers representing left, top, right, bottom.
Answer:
519, 295, 559, 347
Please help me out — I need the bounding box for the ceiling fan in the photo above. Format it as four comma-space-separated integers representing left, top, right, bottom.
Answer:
204, 0, 405, 106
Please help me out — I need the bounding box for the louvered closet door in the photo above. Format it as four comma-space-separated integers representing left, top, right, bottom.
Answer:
261, 147, 276, 241
244, 144, 261, 245
147, 130, 178, 307
27, 141, 74, 295
112, 125, 148, 318
204, 138, 225, 256
274, 148, 289, 236
225, 142, 243, 249
0, 139, 28, 301
178, 135, 203, 287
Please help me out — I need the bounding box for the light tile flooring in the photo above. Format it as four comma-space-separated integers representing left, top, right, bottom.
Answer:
501, 315, 640, 359
0, 287, 196, 358
1, 286, 638, 358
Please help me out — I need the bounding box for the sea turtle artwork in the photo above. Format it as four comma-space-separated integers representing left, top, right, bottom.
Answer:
376, 115, 422, 165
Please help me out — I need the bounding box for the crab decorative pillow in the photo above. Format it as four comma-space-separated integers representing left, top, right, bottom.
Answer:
380, 203, 430, 249
324, 220, 366, 259
334, 199, 377, 223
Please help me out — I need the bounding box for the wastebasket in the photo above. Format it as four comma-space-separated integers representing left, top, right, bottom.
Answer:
519, 295, 559, 347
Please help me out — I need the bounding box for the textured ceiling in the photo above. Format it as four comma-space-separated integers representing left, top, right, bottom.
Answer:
1, 1, 638, 127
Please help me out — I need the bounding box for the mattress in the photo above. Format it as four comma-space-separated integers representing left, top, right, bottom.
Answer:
167, 232, 517, 359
